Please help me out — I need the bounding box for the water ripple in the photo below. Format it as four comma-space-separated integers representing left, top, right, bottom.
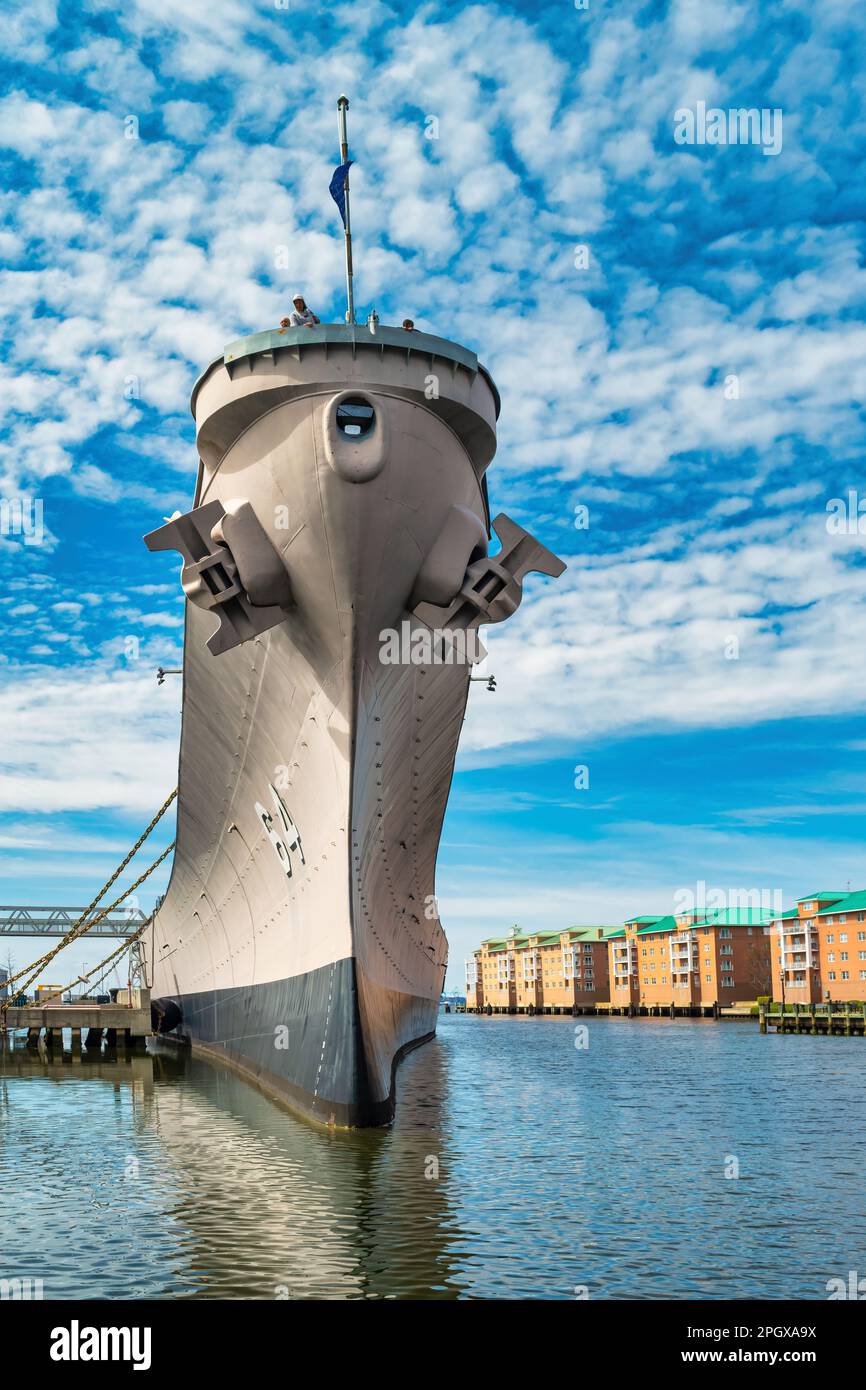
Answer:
0, 1015, 863, 1299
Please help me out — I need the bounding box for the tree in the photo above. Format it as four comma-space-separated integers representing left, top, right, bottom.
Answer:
745, 940, 772, 998
1, 948, 15, 998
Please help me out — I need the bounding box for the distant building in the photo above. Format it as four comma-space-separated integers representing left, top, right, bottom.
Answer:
466, 926, 617, 1012
608, 907, 773, 1010
769, 890, 866, 1004
466, 887, 866, 1019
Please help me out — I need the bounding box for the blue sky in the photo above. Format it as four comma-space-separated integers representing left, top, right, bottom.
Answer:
1, 0, 866, 990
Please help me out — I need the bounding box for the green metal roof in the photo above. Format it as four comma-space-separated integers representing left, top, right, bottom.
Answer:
691, 907, 775, 926
481, 925, 618, 948
635, 915, 678, 936
797, 891, 846, 904
480, 929, 526, 946
624, 915, 664, 925
810, 888, 866, 915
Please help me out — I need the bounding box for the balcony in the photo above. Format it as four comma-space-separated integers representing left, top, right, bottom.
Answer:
781, 924, 817, 941
780, 952, 813, 970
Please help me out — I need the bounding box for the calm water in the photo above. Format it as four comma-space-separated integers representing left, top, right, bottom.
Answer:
1, 1013, 863, 1300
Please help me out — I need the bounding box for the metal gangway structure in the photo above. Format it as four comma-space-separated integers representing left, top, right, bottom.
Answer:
0, 905, 151, 998
0, 906, 148, 937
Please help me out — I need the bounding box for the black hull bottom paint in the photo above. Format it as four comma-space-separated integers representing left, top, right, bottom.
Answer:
153, 956, 437, 1127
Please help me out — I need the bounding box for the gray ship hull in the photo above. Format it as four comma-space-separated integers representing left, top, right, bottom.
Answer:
165, 959, 436, 1127
149, 326, 499, 1126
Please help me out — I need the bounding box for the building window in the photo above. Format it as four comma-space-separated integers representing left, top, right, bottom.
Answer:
840, 932, 848, 943
842, 971, 850, 980
829, 971, 837, 981
828, 953, 835, 963
826, 933, 834, 943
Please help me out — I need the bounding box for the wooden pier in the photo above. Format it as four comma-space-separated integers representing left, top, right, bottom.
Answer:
465, 1001, 726, 1019
0, 987, 151, 1050
463, 1001, 866, 1034
760, 1002, 866, 1036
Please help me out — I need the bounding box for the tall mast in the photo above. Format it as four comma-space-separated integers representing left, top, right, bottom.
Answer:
337, 95, 355, 325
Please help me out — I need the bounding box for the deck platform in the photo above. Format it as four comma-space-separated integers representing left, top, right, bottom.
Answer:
0, 987, 151, 1047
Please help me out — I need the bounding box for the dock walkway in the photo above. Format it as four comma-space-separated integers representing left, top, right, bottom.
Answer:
1, 988, 151, 1049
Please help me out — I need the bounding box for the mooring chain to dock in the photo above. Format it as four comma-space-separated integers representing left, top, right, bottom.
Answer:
0, 840, 176, 1013
0, 790, 177, 1016
43, 906, 162, 1007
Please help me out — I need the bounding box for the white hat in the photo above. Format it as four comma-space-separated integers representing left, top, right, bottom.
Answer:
292, 291, 304, 301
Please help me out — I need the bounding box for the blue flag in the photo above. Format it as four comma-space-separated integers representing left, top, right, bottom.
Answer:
329, 160, 353, 227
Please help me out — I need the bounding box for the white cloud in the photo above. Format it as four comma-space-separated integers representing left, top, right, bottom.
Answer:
460, 508, 866, 761
1, 0, 865, 839
161, 99, 212, 143
0, 666, 179, 813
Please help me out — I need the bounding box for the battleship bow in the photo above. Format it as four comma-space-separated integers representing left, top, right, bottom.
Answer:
145, 322, 564, 1126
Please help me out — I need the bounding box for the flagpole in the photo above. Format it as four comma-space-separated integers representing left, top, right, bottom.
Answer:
337, 95, 355, 325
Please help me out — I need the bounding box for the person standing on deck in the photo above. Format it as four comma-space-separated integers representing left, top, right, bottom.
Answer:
280, 293, 320, 330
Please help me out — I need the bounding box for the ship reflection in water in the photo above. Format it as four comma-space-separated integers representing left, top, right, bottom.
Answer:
0, 1030, 459, 1301
2, 1013, 866, 1300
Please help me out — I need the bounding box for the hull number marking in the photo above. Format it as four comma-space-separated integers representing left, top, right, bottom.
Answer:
255, 784, 305, 879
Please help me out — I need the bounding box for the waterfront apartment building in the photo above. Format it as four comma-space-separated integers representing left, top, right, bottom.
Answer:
769, 889, 866, 1004
465, 926, 616, 1012
467, 888, 866, 1017
607, 907, 773, 1010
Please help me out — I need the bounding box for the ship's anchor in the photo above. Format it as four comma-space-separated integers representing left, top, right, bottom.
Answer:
412, 512, 566, 642
144, 500, 293, 656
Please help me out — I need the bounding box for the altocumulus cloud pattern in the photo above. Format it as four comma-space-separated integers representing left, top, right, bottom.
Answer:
1, 0, 865, 971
